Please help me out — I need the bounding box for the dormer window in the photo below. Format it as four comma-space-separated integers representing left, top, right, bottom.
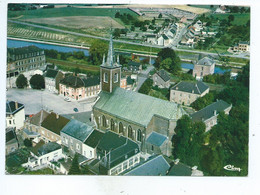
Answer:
104, 72, 108, 83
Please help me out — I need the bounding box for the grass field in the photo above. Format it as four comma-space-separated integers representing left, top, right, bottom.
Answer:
8, 7, 138, 20
212, 13, 250, 25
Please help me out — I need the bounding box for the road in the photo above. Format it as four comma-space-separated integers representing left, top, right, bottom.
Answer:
135, 65, 154, 92
6, 88, 95, 115
8, 20, 250, 60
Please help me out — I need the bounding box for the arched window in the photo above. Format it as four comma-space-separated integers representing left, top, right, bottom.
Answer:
128, 126, 133, 140
102, 115, 107, 127
104, 72, 108, 83
137, 129, 142, 142
119, 122, 123, 134
114, 73, 118, 83
110, 119, 115, 131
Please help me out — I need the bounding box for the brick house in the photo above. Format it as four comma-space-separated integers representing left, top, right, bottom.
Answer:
191, 100, 232, 132
153, 69, 171, 88
170, 81, 209, 106
193, 57, 215, 80
44, 69, 64, 93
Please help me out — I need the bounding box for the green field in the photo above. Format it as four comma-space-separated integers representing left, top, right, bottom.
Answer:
8, 7, 139, 20
212, 13, 250, 25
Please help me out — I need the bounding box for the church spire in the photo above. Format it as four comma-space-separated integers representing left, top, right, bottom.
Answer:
106, 34, 114, 66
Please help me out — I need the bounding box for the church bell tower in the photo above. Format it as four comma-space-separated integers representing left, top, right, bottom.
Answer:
100, 35, 121, 93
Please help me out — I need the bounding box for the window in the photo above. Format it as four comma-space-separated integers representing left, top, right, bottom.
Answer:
102, 115, 107, 127
76, 144, 80, 150
114, 73, 118, 83
90, 151, 92, 157
128, 126, 133, 140
119, 122, 123, 134
137, 129, 142, 142
104, 72, 108, 83
151, 145, 154, 151
129, 159, 133, 166
110, 119, 115, 131
9, 120, 11, 125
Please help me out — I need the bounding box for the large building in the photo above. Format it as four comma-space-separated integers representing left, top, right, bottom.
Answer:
193, 57, 215, 80
92, 35, 186, 156
7, 46, 46, 77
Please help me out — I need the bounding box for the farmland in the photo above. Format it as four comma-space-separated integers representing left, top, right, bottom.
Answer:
212, 13, 250, 25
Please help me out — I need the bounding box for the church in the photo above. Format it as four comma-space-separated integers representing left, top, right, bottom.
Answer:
92, 35, 186, 156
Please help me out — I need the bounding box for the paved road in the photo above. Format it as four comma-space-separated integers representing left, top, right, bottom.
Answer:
9, 20, 250, 60
6, 88, 95, 115
135, 65, 154, 92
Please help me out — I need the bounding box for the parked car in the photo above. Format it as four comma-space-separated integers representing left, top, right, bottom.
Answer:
64, 97, 71, 102
73, 108, 78, 112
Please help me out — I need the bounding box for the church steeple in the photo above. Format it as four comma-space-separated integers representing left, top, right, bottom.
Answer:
106, 34, 114, 67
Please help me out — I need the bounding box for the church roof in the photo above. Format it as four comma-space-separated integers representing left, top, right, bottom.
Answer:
94, 87, 186, 127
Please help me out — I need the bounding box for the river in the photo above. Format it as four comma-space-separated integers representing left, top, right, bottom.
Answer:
7, 39, 230, 74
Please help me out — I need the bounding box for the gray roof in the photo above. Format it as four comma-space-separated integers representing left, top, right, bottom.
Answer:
197, 57, 215, 66
37, 142, 61, 156
6, 101, 24, 115
84, 130, 104, 148
45, 69, 59, 79
124, 155, 170, 176
23, 129, 40, 137
146, 132, 167, 147
61, 119, 94, 142
29, 109, 50, 126
239, 41, 249, 45
62, 111, 95, 127
171, 81, 209, 95
162, 34, 169, 40
167, 162, 192, 176
191, 100, 232, 122
170, 29, 176, 34
94, 87, 186, 127
156, 69, 170, 82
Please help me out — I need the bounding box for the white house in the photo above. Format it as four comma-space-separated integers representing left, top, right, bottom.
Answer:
6, 101, 25, 130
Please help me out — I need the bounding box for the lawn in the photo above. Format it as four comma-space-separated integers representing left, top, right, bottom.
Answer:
212, 13, 250, 25
23, 168, 54, 175
8, 7, 138, 20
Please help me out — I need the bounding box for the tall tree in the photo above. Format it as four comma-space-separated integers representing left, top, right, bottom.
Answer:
68, 154, 81, 175
16, 74, 28, 88
89, 39, 108, 65
29, 74, 45, 89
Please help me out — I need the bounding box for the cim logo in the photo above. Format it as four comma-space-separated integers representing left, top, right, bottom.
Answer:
223, 165, 242, 172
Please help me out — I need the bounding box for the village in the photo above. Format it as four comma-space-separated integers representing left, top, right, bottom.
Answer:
5, 4, 249, 177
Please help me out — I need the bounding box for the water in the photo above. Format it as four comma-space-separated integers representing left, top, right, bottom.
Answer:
7, 39, 230, 74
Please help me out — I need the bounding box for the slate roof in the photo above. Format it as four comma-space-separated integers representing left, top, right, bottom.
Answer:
45, 68, 59, 79
126, 77, 134, 85
37, 142, 61, 156
162, 34, 169, 40
84, 130, 105, 148
170, 29, 176, 34
41, 112, 70, 135
128, 60, 141, 67
156, 69, 170, 82
6, 101, 24, 115
60, 75, 85, 88
29, 109, 50, 126
146, 34, 156, 38
94, 87, 186, 127
124, 155, 170, 176
61, 111, 95, 127
167, 162, 192, 176
197, 57, 215, 66
82, 76, 100, 87
98, 131, 139, 168
146, 132, 167, 147
6, 129, 16, 143
171, 81, 209, 95
61, 119, 93, 142
191, 100, 231, 122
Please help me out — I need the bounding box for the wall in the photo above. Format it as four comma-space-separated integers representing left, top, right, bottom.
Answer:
61, 133, 83, 156
39, 126, 60, 143
6, 108, 25, 130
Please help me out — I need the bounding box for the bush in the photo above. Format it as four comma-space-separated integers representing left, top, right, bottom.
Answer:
16, 74, 28, 88
29, 74, 45, 89
24, 139, 32, 147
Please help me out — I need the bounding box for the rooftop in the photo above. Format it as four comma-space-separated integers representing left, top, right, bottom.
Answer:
37, 142, 61, 156
6, 129, 17, 143
156, 69, 170, 82
60, 75, 85, 88
84, 129, 105, 148
61, 119, 94, 142
45, 68, 59, 79
94, 87, 186, 127
6, 101, 24, 115
171, 81, 209, 95
29, 109, 50, 126
62, 111, 94, 127
146, 132, 167, 147
82, 76, 100, 87
191, 100, 231, 122
197, 57, 215, 66
167, 162, 192, 176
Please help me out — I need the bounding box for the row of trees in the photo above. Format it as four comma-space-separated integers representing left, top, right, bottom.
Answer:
16, 74, 45, 90
45, 49, 87, 61
172, 63, 249, 176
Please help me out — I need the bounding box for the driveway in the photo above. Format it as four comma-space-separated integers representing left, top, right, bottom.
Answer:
135, 65, 154, 91
6, 88, 95, 115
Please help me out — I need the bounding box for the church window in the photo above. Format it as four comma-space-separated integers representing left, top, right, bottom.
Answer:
137, 129, 142, 142
104, 72, 108, 83
128, 125, 133, 140
114, 73, 118, 83
111, 119, 115, 131
102, 115, 107, 127
119, 122, 123, 134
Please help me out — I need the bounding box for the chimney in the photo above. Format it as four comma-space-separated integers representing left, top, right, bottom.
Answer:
174, 158, 180, 165
56, 113, 59, 119
15, 101, 18, 110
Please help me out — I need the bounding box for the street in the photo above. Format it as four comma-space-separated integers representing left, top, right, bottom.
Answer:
6, 88, 95, 115
135, 65, 154, 92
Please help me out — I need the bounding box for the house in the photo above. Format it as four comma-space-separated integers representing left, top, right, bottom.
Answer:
83, 129, 105, 159
146, 132, 168, 156
60, 119, 94, 157
167, 159, 203, 176
6, 127, 19, 155
6, 101, 25, 130
157, 34, 170, 46
93, 35, 186, 156
40, 112, 70, 143
59, 75, 100, 100
62, 111, 95, 127
127, 60, 142, 73
146, 34, 157, 44
153, 69, 171, 88
97, 131, 141, 175
193, 57, 215, 80
7, 46, 46, 77
170, 81, 209, 105
23, 141, 63, 170
124, 155, 170, 176
191, 100, 232, 132
44, 68, 64, 93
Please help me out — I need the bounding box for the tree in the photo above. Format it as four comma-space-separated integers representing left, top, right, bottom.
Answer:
89, 39, 108, 65
191, 92, 216, 110
29, 74, 45, 89
130, 25, 135, 31
158, 13, 162, 18
154, 48, 181, 74
23, 139, 32, 147
138, 78, 153, 95
16, 74, 28, 88
228, 15, 235, 22
115, 12, 120, 18
113, 28, 121, 38
68, 154, 81, 175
